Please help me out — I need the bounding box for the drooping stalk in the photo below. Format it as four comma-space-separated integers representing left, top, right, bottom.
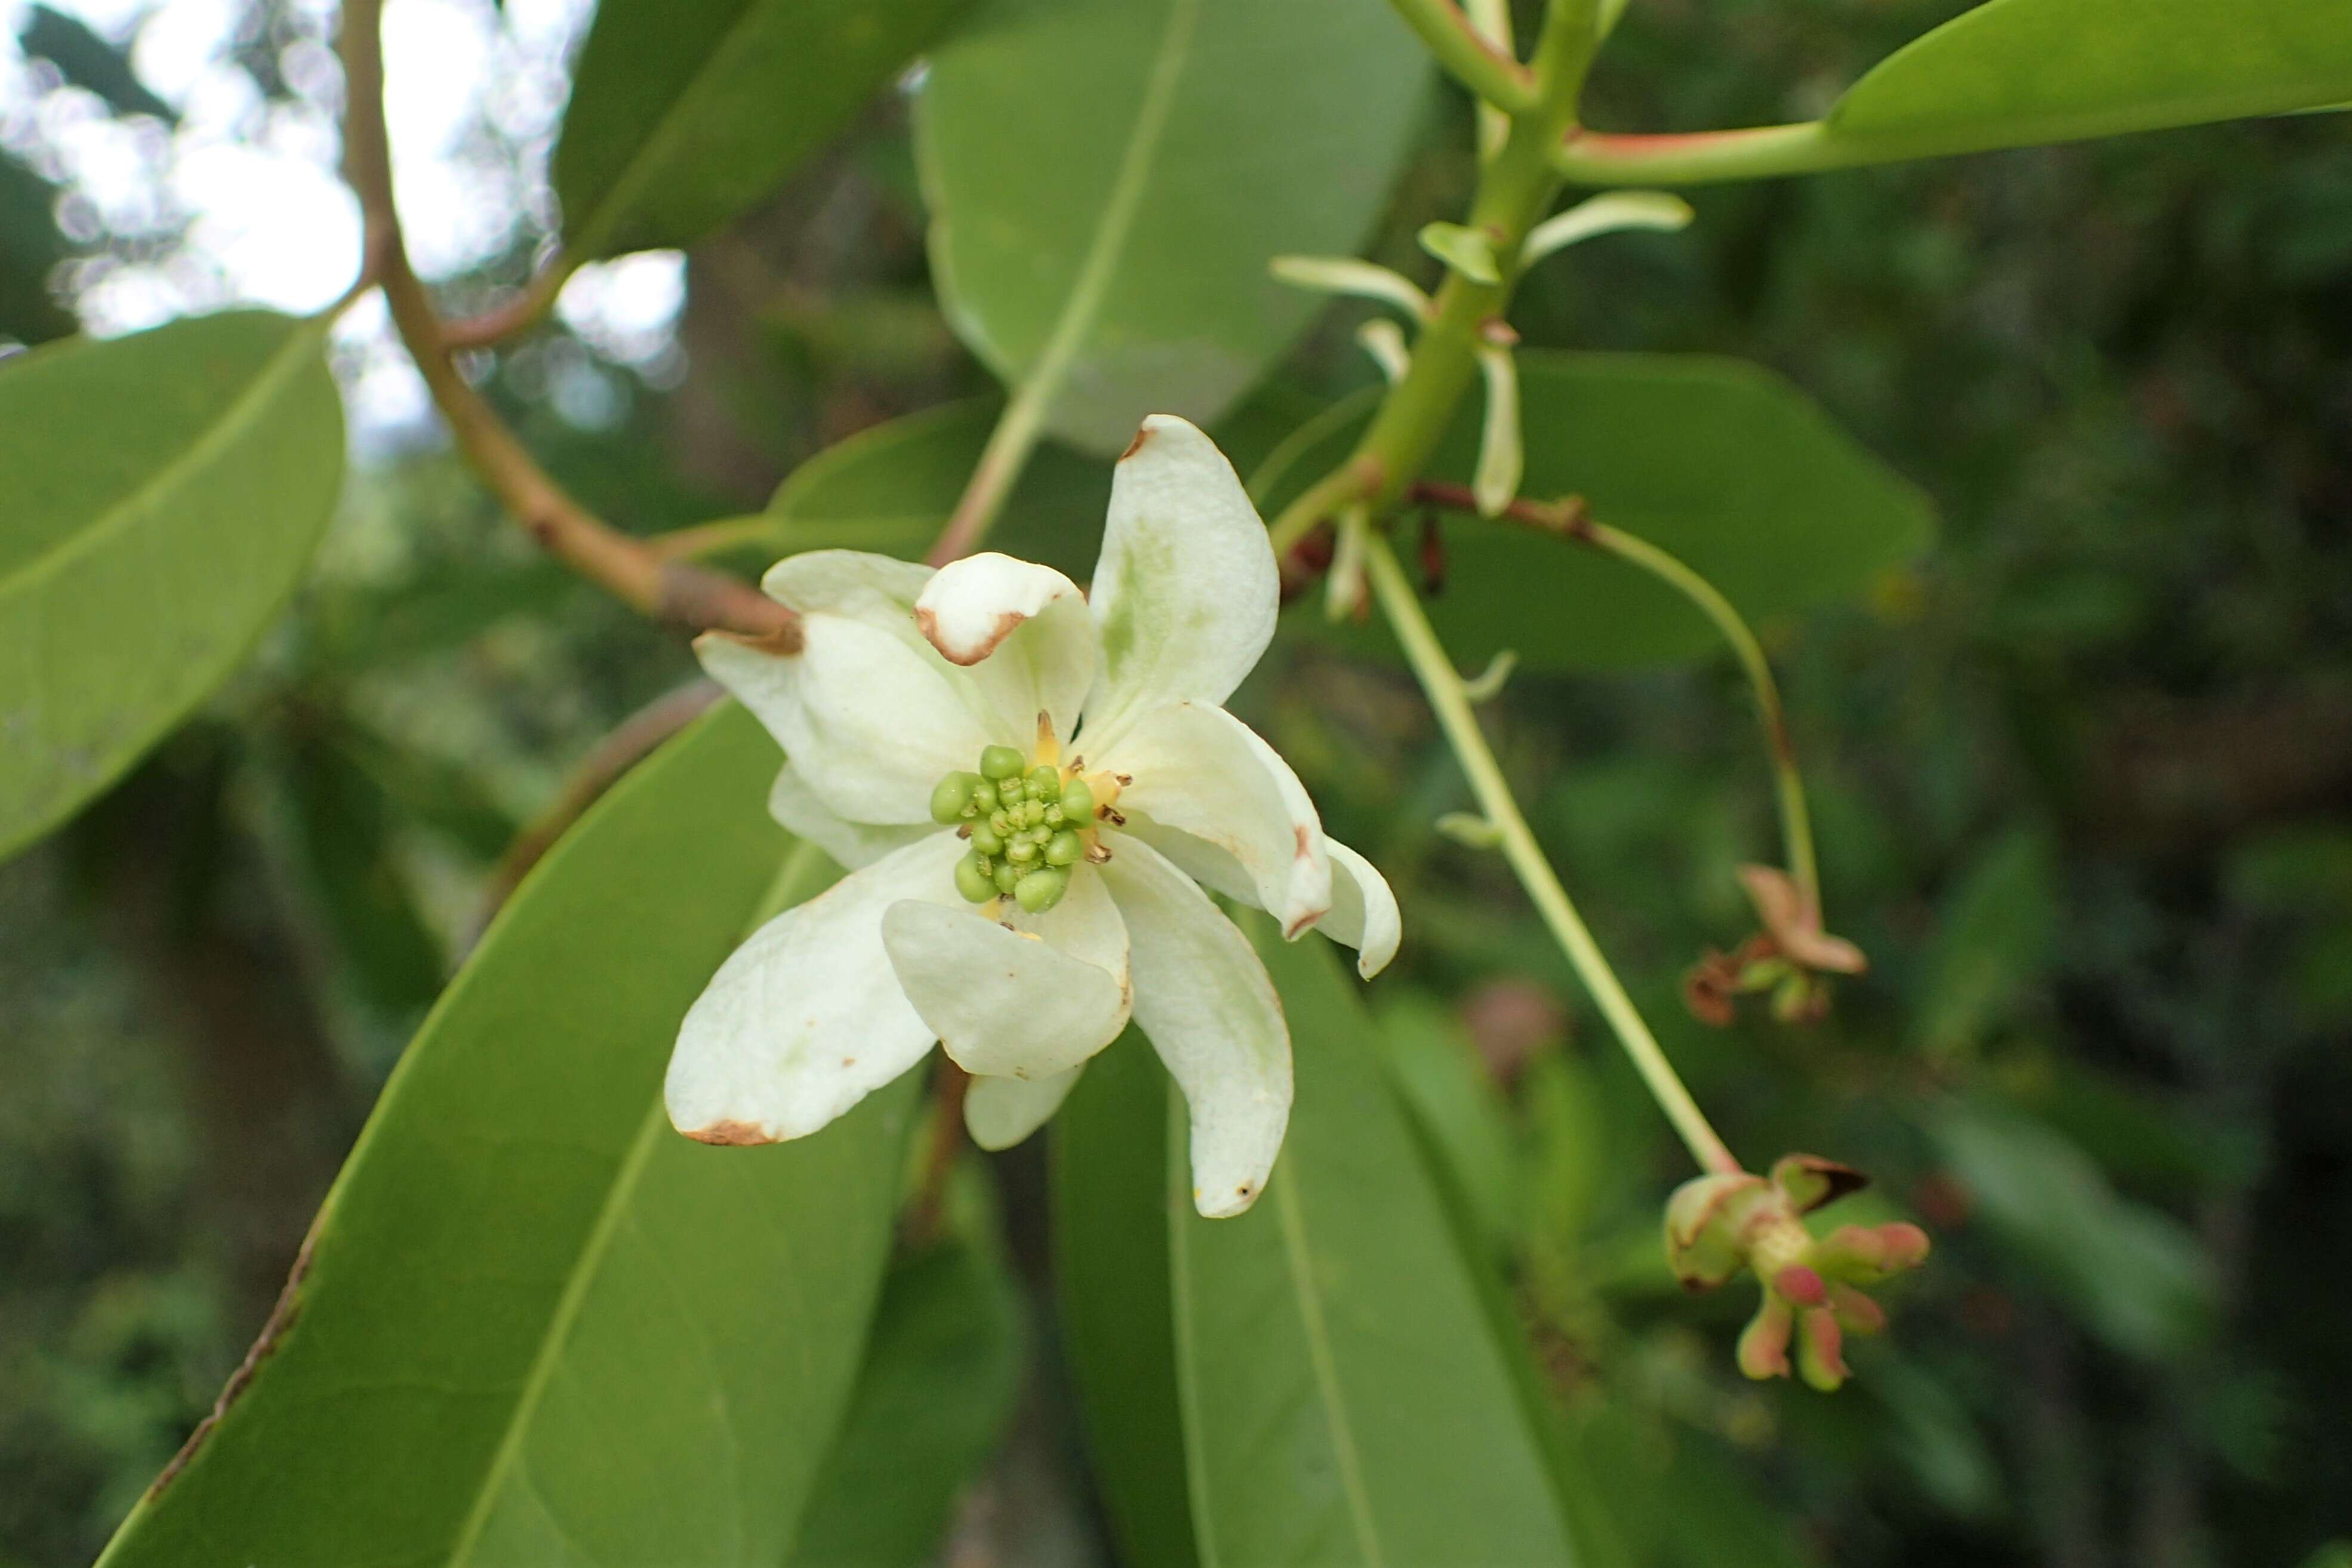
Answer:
1363, 536, 1742, 1176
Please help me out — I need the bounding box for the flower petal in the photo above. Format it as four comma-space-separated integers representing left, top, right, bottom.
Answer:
761, 549, 935, 627
1098, 836, 1290, 1218
767, 765, 932, 870
698, 618, 993, 823
915, 552, 1097, 742
665, 833, 963, 1144
1320, 839, 1401, 979
963, 1065, 1084, 1151
881, 868, 1130, 1080
1104, 701, 1331, 938
1082, 415, 1280, 754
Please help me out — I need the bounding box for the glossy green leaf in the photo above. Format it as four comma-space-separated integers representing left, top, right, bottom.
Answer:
1169, 923, 1578, 1566
1052, 1032, 1202, 1568
97, 703, 919, 1567
786, 1212, 1022, 1568
18, 5, 177, 122
0, 310, 344, 859
1828, 0, 2352, 158
913, 0, 1429, 453
1254, 351, 1934, 670
1371, 993, 1519, 1256
556, 0, 971, 260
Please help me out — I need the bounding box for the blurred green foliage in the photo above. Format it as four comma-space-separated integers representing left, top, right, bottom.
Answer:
3, 0, 2350, 1564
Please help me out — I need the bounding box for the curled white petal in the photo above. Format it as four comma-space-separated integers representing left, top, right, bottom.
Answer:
1104, 701, 1332, 939
881, 874, 1131, 1080
1099, 837, 1290, 1219
698, 620, 993, 823
964, 1065, 1085, 1151
1320, 839, 1401, 979
665, 833, 962, 1145
1082, 416, 1279, 755
1523, 190, 1693, 266
767, 765, 932, 870
761, 549, 936, 627
915, 552, 1097, 743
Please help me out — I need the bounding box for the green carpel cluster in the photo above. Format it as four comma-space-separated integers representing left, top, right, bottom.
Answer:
931, 746, 1098, 914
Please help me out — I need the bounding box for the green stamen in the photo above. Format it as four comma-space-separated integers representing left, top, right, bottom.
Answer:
980, 746, 1024, 781
938, 744, 1106, 910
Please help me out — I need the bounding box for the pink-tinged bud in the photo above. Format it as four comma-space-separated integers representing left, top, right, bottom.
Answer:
1772, 1265, 1827, 1307
1814, 1221, 1932, 1284
1738, 1296, 1793, 1380
1829, 1283, 1887, 1336
1664, 1173, 1769, 1290
1771, 1153, 1868, 1215
1797, 1308, 1850, 1392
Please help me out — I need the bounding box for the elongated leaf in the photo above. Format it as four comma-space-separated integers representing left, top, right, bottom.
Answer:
786, 1201, 1023, 1568
1828, 0, 2352, 158
97, 704, 919, 1567
556, 0, 971, 260
914, 0, 1428, 453
1052, 1033, 1201, 1568
1254, 351, 1934, 670
1169, 924, 1578, 1566
0, 310, 344, 859
279, 722, 446, 1013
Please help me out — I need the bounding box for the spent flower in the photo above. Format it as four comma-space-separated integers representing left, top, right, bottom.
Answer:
1666, 1153, 1929, 1391
664, 416, 1399, 1217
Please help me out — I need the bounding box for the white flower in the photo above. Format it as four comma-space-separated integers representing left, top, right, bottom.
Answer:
666, 415, 1399, 1218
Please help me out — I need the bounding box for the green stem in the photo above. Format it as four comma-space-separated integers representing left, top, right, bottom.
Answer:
1385, 0, 1537, 112
1363, 534, 1741, 1176
1554, 119, 2035, 189
1580, 519, 1819, 917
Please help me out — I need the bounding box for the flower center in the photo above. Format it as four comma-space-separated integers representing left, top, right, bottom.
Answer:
929, 741, 1100, 916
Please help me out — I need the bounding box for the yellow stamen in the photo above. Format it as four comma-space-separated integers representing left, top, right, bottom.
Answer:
1033, 710, 1060, 768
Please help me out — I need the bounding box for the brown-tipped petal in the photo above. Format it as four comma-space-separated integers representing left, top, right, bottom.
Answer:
1796, 1308, 1850, 1392
1737, 862, 1868, 974
1771, 1153, 1870, 1214
1738, 1296, 1794, 1380
1829, 1283, 1888, 1336
1682, 952, 1740, 1027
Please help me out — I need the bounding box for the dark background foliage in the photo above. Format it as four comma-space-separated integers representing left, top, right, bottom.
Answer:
3, 1, 2348, 1564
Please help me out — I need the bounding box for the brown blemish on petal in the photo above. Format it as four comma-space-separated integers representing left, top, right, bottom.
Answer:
1294, 824, 1313, 860
684, 1119, 777, 1146
914, 604, 1028, 667
1119, 423, 1155, 460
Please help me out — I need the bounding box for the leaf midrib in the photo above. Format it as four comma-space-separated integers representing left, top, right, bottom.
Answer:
1171, 1126, 1386, 1568
999, 0, 1201, 417
0, 317, 322, 600
441, 838, 824, 1567
566, 0, 787, 260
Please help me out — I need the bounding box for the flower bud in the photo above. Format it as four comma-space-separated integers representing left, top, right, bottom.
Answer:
992, 862, 1019, 897
1027, 765, 1061, 799
1060, 778, 1095, 819
970, 822, 1005, 857
1045, 829, 1083, 867
980, 746, 1025, 781
1796, 1308, 1849, 1393
1014, 867, 1069, 913
1006, 837, 1038, 864
970, 780, 1000, 815
1664, 1173, 1770, 1290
